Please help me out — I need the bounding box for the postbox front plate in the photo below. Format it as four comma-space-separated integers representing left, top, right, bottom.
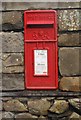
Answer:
24, 10, 58, 89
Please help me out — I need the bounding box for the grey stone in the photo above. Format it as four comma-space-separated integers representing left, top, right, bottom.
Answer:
58, 33, 80, 46
2, 3, 6, 11
68, 98, 81, 112
56, 111, 72, 119
3, 53, 23, 66
15, 113, 38, 120
0, 112, 2, 120
69, 112, 81, 119
0, 12, 2, 27
0, 100, 2, 111
49, 100, 69, 114
0, 34, 2, 53
0, 3, 2, 12
0, 73, 2, 90
59, 77, 81, 92
59, 47, 80, 76
58, 10, 81, 31
3, 99, 28, 112
0, 53, 2, 74
2, 74, 24, 90
15, 97, 28, 102
28, 99, 51, 115
2, 11, 23, 31
80, 32, 81, 45
1, 32, 24, 52
2, 112, 14, 119
3, 2, 80, 11
56, 97, 65, 100
2, 97, 12, 101
2, 53, 24, 73
45, 97, 55, 101
58, 2, 80, 9
38, 115, 47, 120
3, 66, 24, 73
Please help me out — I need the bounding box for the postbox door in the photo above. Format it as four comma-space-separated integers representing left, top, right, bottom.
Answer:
25, 42, 58, 89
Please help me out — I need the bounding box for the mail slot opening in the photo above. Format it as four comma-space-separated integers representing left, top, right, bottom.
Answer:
27, 24, 53, 28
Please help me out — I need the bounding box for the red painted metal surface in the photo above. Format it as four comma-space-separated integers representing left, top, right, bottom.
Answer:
24, 10, 58, 89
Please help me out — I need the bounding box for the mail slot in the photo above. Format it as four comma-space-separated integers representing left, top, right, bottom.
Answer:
24, 10, 58, 89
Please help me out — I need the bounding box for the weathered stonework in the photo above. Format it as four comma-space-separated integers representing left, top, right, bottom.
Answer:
0, 3, 1, 17
2, 11, 23, 31
2, 53, 24, 73
58, 32, 81, 46
2, 53, 23, 66
59, 47, 80, 76
1, 32, 24, 52
2, 2, 80, 11
2, 97, 12, 101
38, 115, 47, 120
69, 112, 81, 119
2, 74, 24, 90
68, 98, 81, 112
1, 112, 14, 119
15, 113, 38, 119
0, 100, 2, 111
58, 10, 81, 31
59, 77, 81, 92
0, 61, 1, 73
28, 99, 51, 115
3, 99, 28, 112
49, 100, 69, 114
2, 97, 81, 120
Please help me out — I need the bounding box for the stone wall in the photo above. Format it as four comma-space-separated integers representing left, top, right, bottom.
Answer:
0, 2, 81, 120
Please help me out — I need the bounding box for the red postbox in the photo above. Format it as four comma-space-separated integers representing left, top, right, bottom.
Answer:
24, 10, 58, 89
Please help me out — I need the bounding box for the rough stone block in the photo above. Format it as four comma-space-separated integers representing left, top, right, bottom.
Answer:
2, 3, 6, 11
0, 53, 2, 74
28, 99, 51, 115
3, 99, 28, 111
0, 77, 1, 89
0, 12, 2, 27
1, 112, 14, 119
3, 2, 80, 11
1, 32, 24, 52
2, 74, 24, 90
2, 97, 12, 101
58, 32, 81, 46
0, 33, 2, 52
58, 2, 80, 9
15, 113, 38, 119
2, 53, 24, 73
59, 47, 80, 76
59, 77, 81, 92
49, 100, 69, 114
38, 115, 47, 120
69, 112, 81, 119
68, 98, 81, 112
0, 100, 2, 111
0, 2, 2, 11
2, 11, 23, 31
58, 10, 81, 31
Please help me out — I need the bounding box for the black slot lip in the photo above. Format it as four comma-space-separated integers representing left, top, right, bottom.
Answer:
27, 24, 53, 28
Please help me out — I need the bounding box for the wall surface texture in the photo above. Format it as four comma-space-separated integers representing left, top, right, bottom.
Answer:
0, 2, 81, 120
